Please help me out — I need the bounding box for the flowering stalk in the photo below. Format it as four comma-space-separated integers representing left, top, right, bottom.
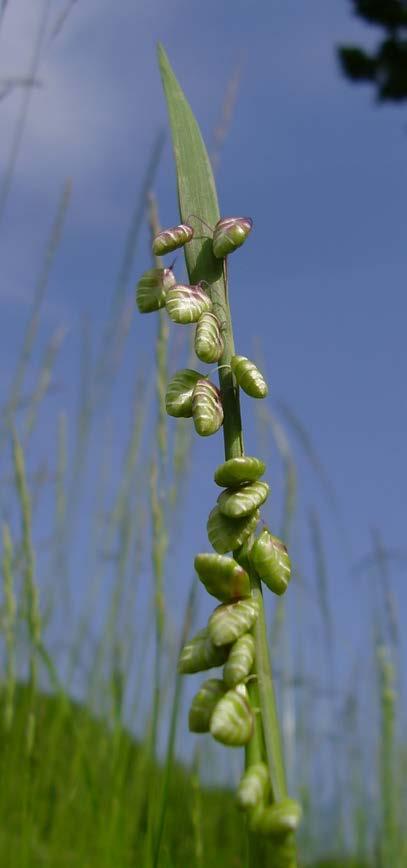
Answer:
135, 44, 301, 865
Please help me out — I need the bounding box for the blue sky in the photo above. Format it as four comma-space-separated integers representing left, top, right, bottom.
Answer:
0, 0, 406, 788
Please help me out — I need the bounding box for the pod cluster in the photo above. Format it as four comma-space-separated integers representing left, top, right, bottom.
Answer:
136, 216, 300, 844
177, 451, 300, 841
136, 218, 266, 440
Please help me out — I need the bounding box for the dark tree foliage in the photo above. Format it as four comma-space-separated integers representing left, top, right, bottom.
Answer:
338, 1, 407, 101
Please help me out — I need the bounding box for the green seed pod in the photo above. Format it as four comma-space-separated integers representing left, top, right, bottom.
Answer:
214, 456, 266, 488
223, 633, 255, 687
194, 312, 224, 363
188, 678, 226, 733
212, 217, 253, 259
192, 379, 223, 437
250, 529, 291, 595
178, 627, 230, 674
194, 553, 251, 603
210, 686, 254, 746
217, 481, 269, 519
208, 598, 260, 647
236, 763, 270, 811
152, 223, 194, 256
207, 506, 259, 555
165, 368, 202, 418
250, 799, 302, 837
166, 283, 213, 324
231, 355, 268, 398
136, 267, 176, 313
235, 534, 255, 573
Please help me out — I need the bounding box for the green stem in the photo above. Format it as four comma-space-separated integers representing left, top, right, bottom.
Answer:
211, 263, 288, 802
251, 576, 286, 801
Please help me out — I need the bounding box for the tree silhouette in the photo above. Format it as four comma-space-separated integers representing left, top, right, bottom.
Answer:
338, 1, 407, 101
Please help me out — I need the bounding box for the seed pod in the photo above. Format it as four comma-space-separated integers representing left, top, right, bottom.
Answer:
210, 686, 254, 746
195, 312, 224, 363
136, 267, 176, 313
208, 598, 260, 647
236, 763, 270, 811
214, 456, 266, 488
217, 481, 269, 519
152, 223, 194, 256
207, 506, 259, 555
231, 355, 268, 398
178, 627, 230, 674
192, 379, 223, 437
235, 534, 256, 573
194, 553, 251, 603
188, 678, 226, 733
250, 799, 302, 837
166, 283, 213, 324
250, 529, 291, 595
165, 368, 202, 418
212, 217, 253, 259
223, 633, 255, 687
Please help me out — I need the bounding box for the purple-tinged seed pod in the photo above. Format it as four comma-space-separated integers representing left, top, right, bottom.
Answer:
217, 480, 269, 519
223, 633, 255, 688
212, 217, 253, 259
210, 684, 254, 746
166, 283, 213, 324
136, 267, 176, 313
194, 553, 251, 603
152, 223, 194, 256
192, 379, 223, 437
250, 528, 291, 596
250, 798, 302, 837
188, 678, 226, 733
208, 598, 260, 647
178, 627, 230, 674
236, 762, 270, 811
207, 506, 259, 555
214, 456, 266, 488
165, 368, 203, 418
195, 312, 224, 363
231, 355, 268, 399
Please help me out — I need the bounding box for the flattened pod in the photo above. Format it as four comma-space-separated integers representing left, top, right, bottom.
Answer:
188, 678, 226, 733
178, 627, 230, 674
136, 267, 175, 313
231, 355, 268, 398
217, 481, 269, 519
250, 529, 291, 595
212, 217, 253, 259
250, 799, 302, 837
223, 633, 255, 687
236, 762, 270, 811
195, 312, 224, 363
194, 553, 250, 603
152, 223, 194, 256
214, 456, 266, 488
165, 368, 202, 418
235, 534, 255, 573
207, 506, 259, 555
192, 379, 223, 437
210, 687, 254, 746
166, 283, 213, 324
208, 598, 260, 647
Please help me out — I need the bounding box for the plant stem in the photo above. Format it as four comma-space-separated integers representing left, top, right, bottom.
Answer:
210, 263, 288, 804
